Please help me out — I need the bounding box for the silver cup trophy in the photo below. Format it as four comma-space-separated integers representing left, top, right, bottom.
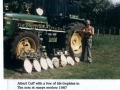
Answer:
24, 2, 32, 12
4, 3, 9, 10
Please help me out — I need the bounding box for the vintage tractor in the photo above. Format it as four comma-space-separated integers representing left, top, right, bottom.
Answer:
4, 0, 86, 72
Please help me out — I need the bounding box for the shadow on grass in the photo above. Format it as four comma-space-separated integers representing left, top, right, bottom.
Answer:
4, 46, 25, 75
3, 40, 25, 74
4, 57, 25, 73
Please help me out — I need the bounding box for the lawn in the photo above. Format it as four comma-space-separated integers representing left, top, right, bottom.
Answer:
4, 36, 120, 79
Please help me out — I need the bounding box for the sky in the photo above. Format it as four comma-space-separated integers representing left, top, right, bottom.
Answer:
111, 0, 120, 3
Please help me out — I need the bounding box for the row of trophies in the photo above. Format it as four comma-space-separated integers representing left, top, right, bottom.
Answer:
4, 2, 32, 12
24, 54, 79, 74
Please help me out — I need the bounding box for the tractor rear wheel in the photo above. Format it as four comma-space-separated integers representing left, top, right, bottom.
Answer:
65, 22, 85, 61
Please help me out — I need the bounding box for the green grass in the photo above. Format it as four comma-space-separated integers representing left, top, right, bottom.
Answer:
4, 36, 120, 79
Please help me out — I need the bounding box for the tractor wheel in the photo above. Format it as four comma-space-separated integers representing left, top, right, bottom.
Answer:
65, 22, 85, 61
11, 31, 39, 60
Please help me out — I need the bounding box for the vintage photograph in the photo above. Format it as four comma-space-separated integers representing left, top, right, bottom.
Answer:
4, 0, 120, 79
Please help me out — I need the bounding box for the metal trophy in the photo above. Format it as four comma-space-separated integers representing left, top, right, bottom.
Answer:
4, 3, 9, 10
24, 2, 32, 13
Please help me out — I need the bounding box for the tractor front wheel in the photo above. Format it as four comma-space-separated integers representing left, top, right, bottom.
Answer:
11, 31, 39, 60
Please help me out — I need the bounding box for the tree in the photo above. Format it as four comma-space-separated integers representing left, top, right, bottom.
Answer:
78, 0, 114, 26
107, 3, 120, 27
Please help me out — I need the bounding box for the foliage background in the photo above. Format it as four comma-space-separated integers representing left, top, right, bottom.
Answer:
3, 0, 120, 28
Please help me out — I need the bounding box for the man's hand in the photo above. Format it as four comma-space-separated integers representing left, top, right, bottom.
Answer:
83, 30, 88, 33
87, 31, 93, 35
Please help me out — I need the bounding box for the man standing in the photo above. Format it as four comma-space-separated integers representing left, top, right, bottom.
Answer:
81, 20, 94, 63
